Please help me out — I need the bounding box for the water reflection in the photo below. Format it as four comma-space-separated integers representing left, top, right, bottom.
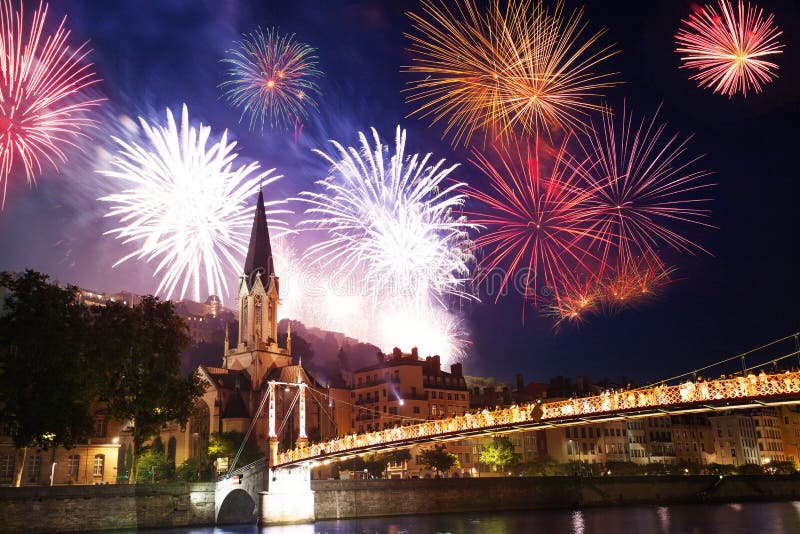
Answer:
570, 510, 585, 534
123, 502, 800, 534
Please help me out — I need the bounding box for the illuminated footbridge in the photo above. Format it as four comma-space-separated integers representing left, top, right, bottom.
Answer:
276, 368, 800, 467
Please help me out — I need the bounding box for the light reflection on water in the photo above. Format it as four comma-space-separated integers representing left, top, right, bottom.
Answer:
112, 501, 800, 534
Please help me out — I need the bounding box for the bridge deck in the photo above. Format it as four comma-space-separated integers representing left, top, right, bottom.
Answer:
275, 370, 800, 467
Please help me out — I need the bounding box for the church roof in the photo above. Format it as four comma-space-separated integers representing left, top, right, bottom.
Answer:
264, 364, 323, 389
243, 189, 275, 291
201, 366, 252, 391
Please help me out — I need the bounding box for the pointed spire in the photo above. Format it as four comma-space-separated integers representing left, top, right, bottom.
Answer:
243, 189, 275, 291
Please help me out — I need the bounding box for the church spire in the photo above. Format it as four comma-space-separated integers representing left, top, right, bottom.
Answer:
243, 189, 275, 290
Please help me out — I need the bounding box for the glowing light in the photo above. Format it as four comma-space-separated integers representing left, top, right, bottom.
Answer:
100, 104, 289, 302
675, 0, 783, 97
0, 0, 102, 208
220, 27, 322, 131
404, 0, 619, 145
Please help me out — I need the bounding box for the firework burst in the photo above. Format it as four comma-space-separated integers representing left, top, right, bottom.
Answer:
299, 125, 477, 306
467, 134, 602, 304
220, 27, 322, 131
404, 0, 618, 145
675, 0, 783, 97
100, 104, 289, 302
578, 103, 714, 268
0, 0, 102, 208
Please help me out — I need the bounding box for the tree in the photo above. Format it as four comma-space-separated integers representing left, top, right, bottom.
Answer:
480, 436, 519, 473
517, 455, 564, 476
207, 431, 262, 473
0, 270, 97, 486
92, 296, 205, 483
176, 454, 215, 482
418, 445, 459, 476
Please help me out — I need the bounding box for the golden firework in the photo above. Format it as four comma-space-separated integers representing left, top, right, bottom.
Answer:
404, 0, 619, 146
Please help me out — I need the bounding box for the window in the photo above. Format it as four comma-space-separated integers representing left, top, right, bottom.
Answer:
94, 417, 107, 438
93, 454, 105, 477
68, 455, 80, 478
447, 393, 452, 400
0, 455, 14, 480
27, 454, 41, 482
439, 392, 444, 399
464, 453, 470, 463
565, 428, 571, 438
413, 406, 420, 414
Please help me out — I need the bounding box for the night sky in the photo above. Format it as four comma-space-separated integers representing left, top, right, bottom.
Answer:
1, 0, 798, 384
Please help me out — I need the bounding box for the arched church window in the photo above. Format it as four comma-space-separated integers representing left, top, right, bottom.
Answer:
254, 295, 263, 340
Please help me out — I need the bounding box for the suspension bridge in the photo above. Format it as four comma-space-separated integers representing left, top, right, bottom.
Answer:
215, 333, 800, 525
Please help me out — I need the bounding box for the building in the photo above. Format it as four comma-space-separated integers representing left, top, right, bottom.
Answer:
333, 348, 471, 478
174, 296, 236, 345
709, 413, 760, 466
671, 414, 716, 466
149, 190, 337, 473
0, 404, 123, 486
779, 405, 800, 467
751, 408, 786, 464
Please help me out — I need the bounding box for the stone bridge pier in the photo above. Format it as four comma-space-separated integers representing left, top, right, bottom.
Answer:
214, 460, 267, 525
259, 464, 315, 524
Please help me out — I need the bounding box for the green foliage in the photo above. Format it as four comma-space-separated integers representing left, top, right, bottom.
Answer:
91, 296, 206, 483
480, 436, 519, 471
208, 431, 261, 468
137, 450, 175, 483
176, 455, 215, 482
736, 463, 765, 475
0, 271, 98, 453
517, 456, 568, 476
419, 445, 459, 474
604, 461, 646, 476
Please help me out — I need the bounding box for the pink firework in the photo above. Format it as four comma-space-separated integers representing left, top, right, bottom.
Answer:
578, 103, 714, 270
675, 0, 783, 97
467, 134, 603, 304
0, 1, 101, 208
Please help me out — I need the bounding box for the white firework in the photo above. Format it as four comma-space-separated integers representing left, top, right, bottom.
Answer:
299, 125, 477, 307
100, 104, 289, 302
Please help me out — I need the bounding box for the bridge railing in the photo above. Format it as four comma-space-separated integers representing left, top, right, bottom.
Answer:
275, 370, 800, 466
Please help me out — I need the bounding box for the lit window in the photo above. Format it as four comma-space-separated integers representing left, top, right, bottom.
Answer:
93, 454, 105, 477
68, 455, 80, 478
27, 454, 41, 482
0, 455, 14, 481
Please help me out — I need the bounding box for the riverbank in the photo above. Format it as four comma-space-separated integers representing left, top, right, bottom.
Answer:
311, 475, 800, 520
1, 475, 799, 532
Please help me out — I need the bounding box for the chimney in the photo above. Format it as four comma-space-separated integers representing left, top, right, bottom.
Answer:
392, 347, 402, 359
411, 346, 419, 359
450, 363, 463, 377
516, 373, 524, 390
432, 355, 441, 371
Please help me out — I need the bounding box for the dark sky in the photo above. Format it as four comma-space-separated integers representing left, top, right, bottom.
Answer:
1, 0, 798, 384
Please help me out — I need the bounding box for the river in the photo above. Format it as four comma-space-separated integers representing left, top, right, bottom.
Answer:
107, 501, 800, 533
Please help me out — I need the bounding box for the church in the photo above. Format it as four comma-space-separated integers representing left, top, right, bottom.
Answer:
189, 190, 336, 465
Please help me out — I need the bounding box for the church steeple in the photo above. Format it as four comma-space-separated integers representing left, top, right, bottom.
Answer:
243, 189, 275, 291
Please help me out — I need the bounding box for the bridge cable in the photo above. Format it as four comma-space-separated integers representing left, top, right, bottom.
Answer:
225, 384, 272, 478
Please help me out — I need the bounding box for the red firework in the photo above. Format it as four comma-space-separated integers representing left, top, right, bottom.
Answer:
0, 1, 101, 208
550, 253, 672, 325
578, 103, 714, 269
467, 134, 604, 304
675, 0, 783, 97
